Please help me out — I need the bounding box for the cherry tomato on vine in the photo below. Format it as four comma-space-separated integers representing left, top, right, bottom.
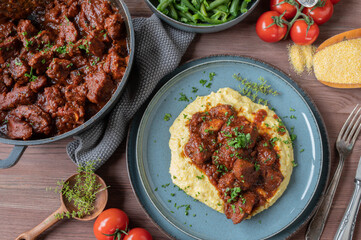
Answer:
94, 208, 129, 240
303, 0, 334, 25
290, 19, 320, 45
124, 228, 153, 240
270, 0, 298, 19
256, 11, 287, 43
330, 0, 340, 4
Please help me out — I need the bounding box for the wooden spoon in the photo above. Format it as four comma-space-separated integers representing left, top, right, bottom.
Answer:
15, 173, 108, 240
314, 28, 361, 88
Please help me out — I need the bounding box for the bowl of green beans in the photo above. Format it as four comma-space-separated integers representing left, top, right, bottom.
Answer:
145, 0, 260, 33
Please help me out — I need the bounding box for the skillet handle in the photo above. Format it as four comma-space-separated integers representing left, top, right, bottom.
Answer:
0, 145, 27, 169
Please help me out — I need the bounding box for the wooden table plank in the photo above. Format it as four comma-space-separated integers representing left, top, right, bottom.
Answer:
1, 0, 361, 239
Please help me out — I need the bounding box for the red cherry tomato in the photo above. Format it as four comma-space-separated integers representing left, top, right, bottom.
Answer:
256, 11, 288, 43
93, 208, 129, 240
290, 19, 320, 45
303, 0, 334, 25
124, 228, 153, 240
330, 0, 340, 4
270, 0, 298, 19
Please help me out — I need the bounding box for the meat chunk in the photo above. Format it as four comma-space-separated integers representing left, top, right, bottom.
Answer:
213, 145, 247, 170
0, 36, 20, 64
46, 58, 72, 83
257, 140, 277, 166
10, 105, 51, 135
200, 119, 224, 136
59, 20, 78, 43
0, 81, 7, 93
9, 57, 29, 80
0, 22, 16, 40
233, 158, 259, 190
67, 70, 83, 85
17, 20, 37, 37
209, 105, 236, 121
30, 76, 48, 92
37, 86, 65, 117
17, 20, 37, 48
64, 84, 87, 104
56, 102, 85, 134
2, 72, 13, 87
80, 0, 112, 29
262, 167, 284, 192
105, 14, 123, 40
0, 85, 35, 110
29, 50, 54, 74
7, 118, 33, 140
218, 172, 237, 199
184, 136, 212, 165
85, 32, 105, 57
85, 70, 114, 104
225, 192, 258, 224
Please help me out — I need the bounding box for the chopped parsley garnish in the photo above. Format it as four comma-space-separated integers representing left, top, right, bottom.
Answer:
227, 187, 242, 203
270, 137, 279, 146
199, 79, 207, 86
290, 108, 296, 112
163, 113, 172, 121
183, 114, 188, 119
178, 92, 189, 102
290, 115, 297, 119
14, 59, 22, 66
66, 63, 73, 68
228, 130, 251, 149
254, 163, 260, 171
192, 87, 198, 93
41, 59, 46, 64
78, 41, 89, 53
292, 160, 298, 167
290, 134, 297, 142
196, 175, 204, 180
24, 67, 37, 82
206, 83, 212, 88
56, 45, 67, 54
300, 149, 305, 153
209, 72, 216, 81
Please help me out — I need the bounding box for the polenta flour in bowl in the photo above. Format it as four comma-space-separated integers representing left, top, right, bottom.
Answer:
313, 38, 361, 88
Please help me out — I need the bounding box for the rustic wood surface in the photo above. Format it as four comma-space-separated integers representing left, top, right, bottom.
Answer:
1, 0, 361, 239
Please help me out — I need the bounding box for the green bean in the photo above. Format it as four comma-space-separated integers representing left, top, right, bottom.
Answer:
180, 0, 198, 13
215, 4, 229, 12
230, 0, 240, 17
156, 0, 252, 25
240, 0, 251, 14
169, 3, 179, 20
200, 3, 207, 17
178, 11, 197, 23
157, 0, 172, 12
174, 3, 189, 13
191, 0, 201, 10
206, 0, 230, 11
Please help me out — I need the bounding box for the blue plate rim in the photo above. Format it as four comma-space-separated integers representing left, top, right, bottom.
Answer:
126, 55, 331, 239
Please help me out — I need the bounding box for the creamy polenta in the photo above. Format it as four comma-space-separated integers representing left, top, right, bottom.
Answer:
169, 88, 293, 221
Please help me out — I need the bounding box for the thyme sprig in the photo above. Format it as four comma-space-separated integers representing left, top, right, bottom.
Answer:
234, 74, 279, 106
48, 161, 109, 219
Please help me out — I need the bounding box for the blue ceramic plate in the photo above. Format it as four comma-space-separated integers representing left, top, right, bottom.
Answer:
127, 56, 330, 239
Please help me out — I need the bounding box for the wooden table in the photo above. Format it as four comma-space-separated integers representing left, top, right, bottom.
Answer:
1, 0, 361, 239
